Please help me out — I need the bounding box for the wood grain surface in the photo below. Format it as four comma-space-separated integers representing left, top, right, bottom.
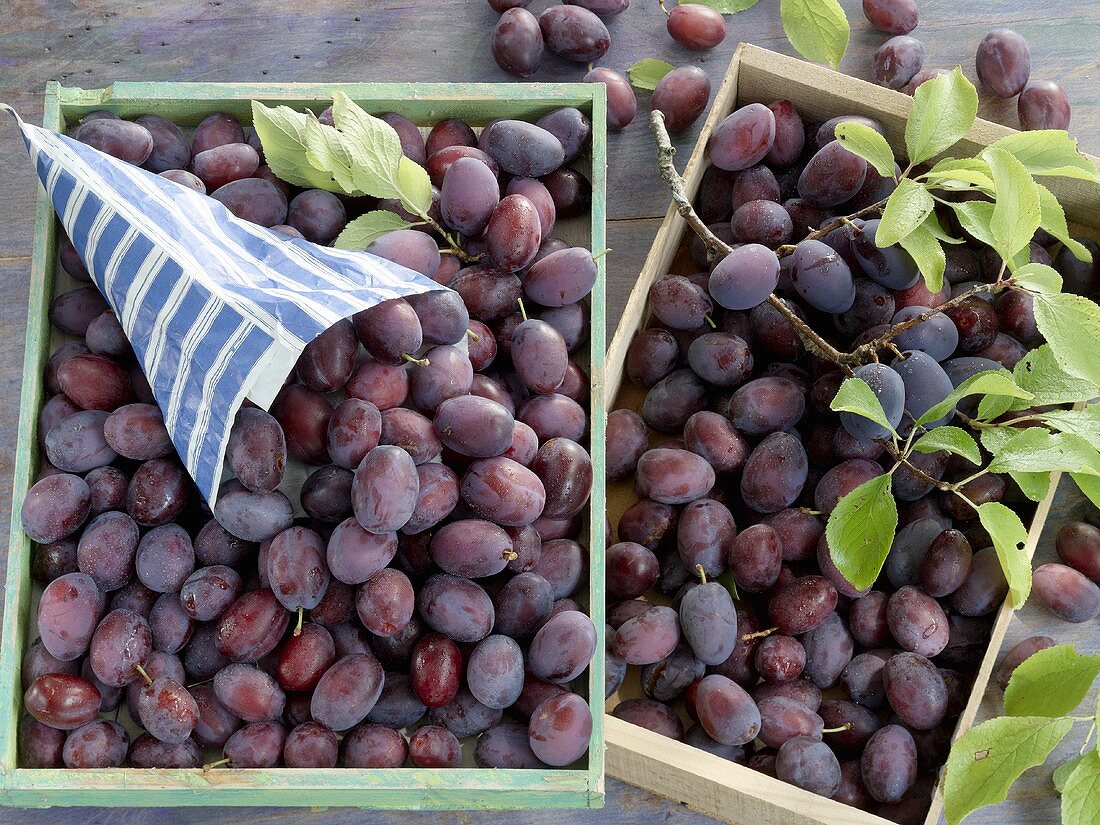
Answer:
1, 1, 1098, 823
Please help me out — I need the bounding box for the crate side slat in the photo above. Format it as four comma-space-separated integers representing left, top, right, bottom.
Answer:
0, 83, 64, 776
606, 718, 892, 825
586, 79, 608, 804
55, 82, 599, 126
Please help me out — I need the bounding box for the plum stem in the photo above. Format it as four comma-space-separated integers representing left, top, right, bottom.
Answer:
517, 297, 529, 322
133, 664, 153, 686
466, 328, 480, 342
294, 607, 304, 637
822, 722, 853, 734
402, 353, 430, 367
741, 627, 776, 642
695, 563, 707, 584
203, 758, 231, 770
592, 247, 612, 262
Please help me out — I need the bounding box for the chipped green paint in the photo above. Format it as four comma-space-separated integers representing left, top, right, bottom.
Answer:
0, 80, 606, 810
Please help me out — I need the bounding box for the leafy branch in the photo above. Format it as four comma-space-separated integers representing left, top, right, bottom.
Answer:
252, 93, 477, 260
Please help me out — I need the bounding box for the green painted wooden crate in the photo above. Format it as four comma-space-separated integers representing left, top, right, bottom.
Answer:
0, 81, 607, 809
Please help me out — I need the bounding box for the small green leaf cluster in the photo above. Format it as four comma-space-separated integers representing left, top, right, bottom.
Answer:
836, 68, 1100, 292
944, 645, 1100, 824
627, 59, 676, 91
252, 94, 448, 252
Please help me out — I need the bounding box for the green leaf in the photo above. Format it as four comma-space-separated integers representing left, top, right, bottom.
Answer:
877, 179, 935, 247
1003, 644, 1100, 717
717, 570, 741, 602
912, 427, 981, 465
333, 210, 419, 250
835, 121, 896, 177
978, 429, 1053, 500
1013, 263, 1063, 294
981, 146, 1042, 264
1039, 406, 1100, 452
302, 117, 362, 195
824, 474, 897, 592
987, 427, 1100, 476
923, 157, 995, 191
950, 200, 998, 250
1033, 292, 1100, 388
905, 67, 979, 166
898, 223, 947, 292
395, 155, 433, 215
944, 716, 1074, 825
1063, 749, 1100, 825
916, 369, 1031, 427
976, 391, 1016, 421
977, 501, 1032, 606
250, 101, 344, 192
829, 376, 896, 435
1012, 345, 1097, 407
681, 0, 761, 11
1073, 473, 1100, 510
1011, 470, 1053, 503
778, 0, 850, 70
1036, 183, 1094, 264
330, 90, 404, 200
1054, 754, 1087, 795
992, 130, 1100, 183
922, 210, 965, 244
626, 59, 675, 91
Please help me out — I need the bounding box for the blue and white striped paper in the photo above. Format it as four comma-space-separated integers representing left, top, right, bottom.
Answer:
6, 105, 447, 506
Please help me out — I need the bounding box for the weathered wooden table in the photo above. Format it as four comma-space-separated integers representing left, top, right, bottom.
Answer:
1, 2, 1097, 823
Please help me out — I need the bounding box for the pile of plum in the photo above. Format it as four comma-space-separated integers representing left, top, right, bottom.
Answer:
19, 105, 600, 772
604, 96, 1098, 820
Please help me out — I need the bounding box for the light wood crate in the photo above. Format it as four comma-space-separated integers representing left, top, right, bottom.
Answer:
604, 43, 1100, 825
1, 81, 607, 809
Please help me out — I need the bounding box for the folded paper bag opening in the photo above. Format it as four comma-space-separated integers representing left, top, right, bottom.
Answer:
4, 102, 451, 508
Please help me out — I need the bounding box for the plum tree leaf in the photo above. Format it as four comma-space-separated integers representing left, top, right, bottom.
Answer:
898, 220, 946, 292
944, 716, 1073, 825
779, 0, 850, 70
1011, 345, 1097, 408
395, 155, 433, 215
1033, 292, 1100, 388
1038, 406, 1100, 451
912, 426, 981, 465
835, 121, 896, 177
825, 474, 897, 592
992, 130, 1100, 183
981, 145, 1041, 265
916, 370, 1030, 427
829, 376, 896, 434
1072, 473, 1100, 511
1062, 748, 1100, 825
302, 117, 361, 195
923, 157, 994, 191
1054, 754, 1088, 795
988, 428, 1100, 476
877, 178, 935, 247
977, 501, 1031, 606
333, 210, 418, 250
1012, 262, 1063, 294
1035, 183, 1094, 263
950, 200, 998, 250
1003, 645, 1100, 718
251, 101, 345, 192
905, 67, 979, 165
330, 90, 405, 200
627, 59, 675, 91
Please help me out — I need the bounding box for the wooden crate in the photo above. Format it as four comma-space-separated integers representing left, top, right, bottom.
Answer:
1, 81, 607, 809
604, 43, 1100, 825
